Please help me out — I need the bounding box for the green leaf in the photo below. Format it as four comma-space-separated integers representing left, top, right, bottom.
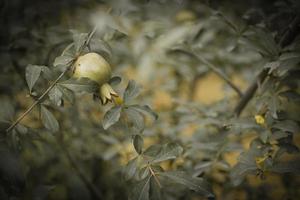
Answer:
149, 176, 162, 200
102, 106, 122, 130
125, 107, 145, 131
25, 64, 42, 93
73, 32, 88, 53
89, 38, 112, 59
53, 55, 74, 68
59, 77, 98, 93
130, 105, 158, 121
144, 143, 183, 164
48, 86, 63, 106
108, 76, 122, 86
124, 80, 140, 103
130, 176, 151, 200
133, 134, 144, 154
159, 171, 213, 197
273, 120, 300, 134
40, 106, 59, 132
58, 85, 75, 104
41, 66, 54, 80
124, 157, 138, 180
139, 167, 150, 180
271, 160, 300, 174
0, 98, 15, 122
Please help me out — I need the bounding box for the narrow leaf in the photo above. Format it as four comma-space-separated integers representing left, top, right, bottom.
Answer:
25, 64, 42, 93
133, 134, 144, 154
160, 171, 213, 197
130, 176, 151, 200
48, 86, 63, 106
59, 77, 98, 93
124, 80, 140, 103
40, 106, 59, 132
53, 55, 74, 68
130, 105, 158, 121
102, 106, 122, 130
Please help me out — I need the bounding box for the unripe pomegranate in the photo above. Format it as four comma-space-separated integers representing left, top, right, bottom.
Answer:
73, 52, 117, 104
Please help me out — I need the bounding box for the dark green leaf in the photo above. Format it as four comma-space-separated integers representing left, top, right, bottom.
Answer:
48, 86, 63, 106
0, 99, 14, 121
133, 134, 144, 154
53, 55, 74, 68
25, 64, 42, 93
125, 107, 145, 131
139, 167, 150, 180
124, 80, 140, 103
130, 105, 158, 121
59, 77, 98, 93
41, 66, 54, 80
89, 39, 112, 59
102, 106, 122, 130
73, 32, 88, 53
130, 176, 150, 200
273, 120, 300, 134
40, 106, 59, 132
124, 157, 138, 180
159, 171, 213, 197
149, 176, 162, 200
108, 76, 122, 86
145, 143, 183, 164
271, 160, 300, 174
58, 85, 75, 104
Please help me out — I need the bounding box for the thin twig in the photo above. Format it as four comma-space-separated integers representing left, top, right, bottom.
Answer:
234, 14, 300, 116
148, 166, 162, 188
6, 25, 99, 132
191, 51, 243, 97
6, 69, 69, 132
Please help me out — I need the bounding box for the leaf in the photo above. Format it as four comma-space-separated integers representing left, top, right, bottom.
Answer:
108, 76, 122, 86
48, 86, 63, 106
130, 105, 158, 121
40, 106, 59, 132
144, 143, 183, 164
149, 176, 162, 200
125, 107, 145, 131
124, 157, 138, 180
271, 160, 300, 174
102, 106, 122, 130
41, 66, 54, 80
25, 64, 42, 93
58, 85, 75, 104
72, 32, 88, 53
124, 80, 140, 103
59, 77, 98, 93
89, 39, 112, 59
0, 99, 15, 121
130, 176, 151, 200
273, 120, 300, 134
133, 134, 144, 154
53, 55, 74, 68
139, 167, 150, 180
159, 171, 213, 197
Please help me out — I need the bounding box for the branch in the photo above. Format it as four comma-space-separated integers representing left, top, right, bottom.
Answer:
6, 25, 99, 133
149, 166, 162, 188
192, 52, 243, 97
6, 68, 70, 132
177, 48, 243, 97
234, 14, 300, 116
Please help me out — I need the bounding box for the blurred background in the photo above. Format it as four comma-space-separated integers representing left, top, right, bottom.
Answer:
0, 0, 300, 199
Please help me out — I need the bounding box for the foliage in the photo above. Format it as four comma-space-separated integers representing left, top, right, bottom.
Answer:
0, 0, 300, 200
